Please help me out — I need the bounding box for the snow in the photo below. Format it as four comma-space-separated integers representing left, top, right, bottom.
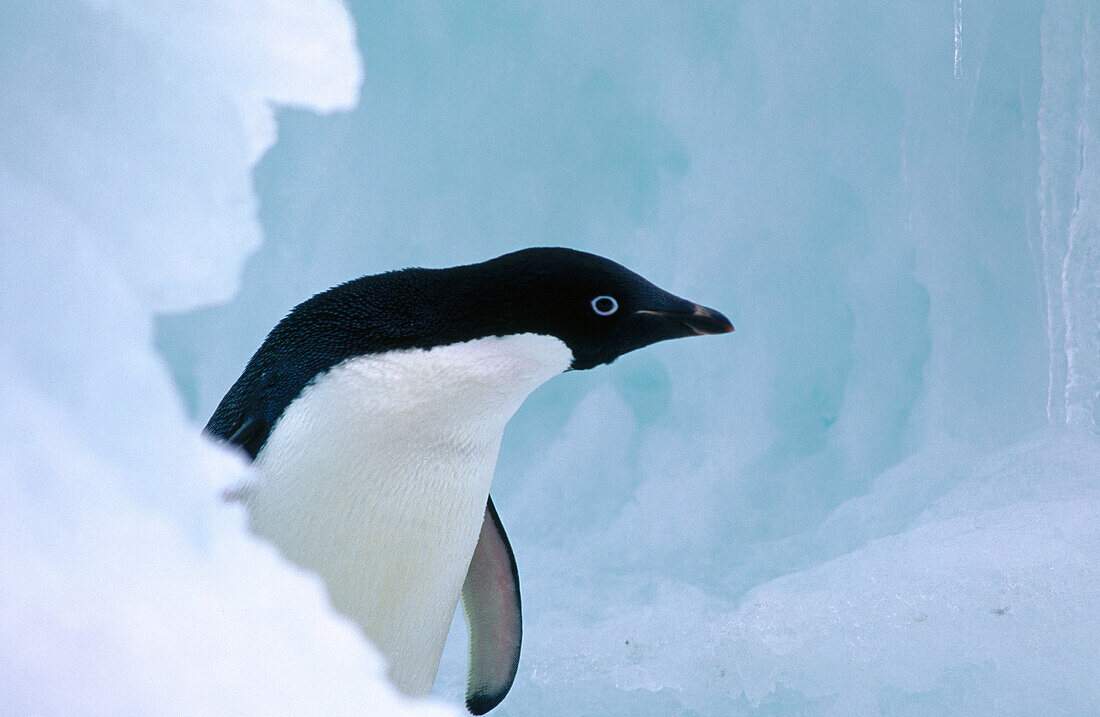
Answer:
3, 1, 1099, 715
0, 1, 451, 714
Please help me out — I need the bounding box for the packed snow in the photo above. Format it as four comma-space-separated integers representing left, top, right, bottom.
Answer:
3, 1, 1098, 715
0, 1, 451, 714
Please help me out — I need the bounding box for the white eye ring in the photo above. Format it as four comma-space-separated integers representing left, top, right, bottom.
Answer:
591, 295, 618, 316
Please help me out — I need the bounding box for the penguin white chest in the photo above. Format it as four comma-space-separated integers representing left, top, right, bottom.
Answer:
244, 333, 572, 695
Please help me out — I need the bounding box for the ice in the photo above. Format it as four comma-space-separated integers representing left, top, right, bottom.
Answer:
954, 0, 964, 79
6, 1, 1100, 715
1040, 0, 1100, 432
0, 2, 450, 714
1038, 0, 1084, 425
720, 432, 1099, 715
1057, 2, 1100, 432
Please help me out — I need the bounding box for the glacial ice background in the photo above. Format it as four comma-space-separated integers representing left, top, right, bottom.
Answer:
2, 1, 1098, 715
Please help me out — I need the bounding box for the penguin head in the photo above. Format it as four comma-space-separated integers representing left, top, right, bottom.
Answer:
207, 247, 732, 456
467, 248, 733, 370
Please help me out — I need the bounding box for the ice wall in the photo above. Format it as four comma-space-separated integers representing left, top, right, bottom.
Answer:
0, 2, 452, 714
1040, 0, 1100, 431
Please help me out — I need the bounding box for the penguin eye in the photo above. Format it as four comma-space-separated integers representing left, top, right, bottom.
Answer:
591, 295, 618, 316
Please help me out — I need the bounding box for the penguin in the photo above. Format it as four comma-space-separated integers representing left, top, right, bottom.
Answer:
206, 247, 732, 714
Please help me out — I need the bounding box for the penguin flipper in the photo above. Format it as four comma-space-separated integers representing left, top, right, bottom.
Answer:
461, 496, 521, 715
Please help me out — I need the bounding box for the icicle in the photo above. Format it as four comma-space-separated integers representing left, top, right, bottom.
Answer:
1063, 4, 1100, 431
1039, 0, 1100, 432
1038, 2, 1084, 425
953, 0, 962, 79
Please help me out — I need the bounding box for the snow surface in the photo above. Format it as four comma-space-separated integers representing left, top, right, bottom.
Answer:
4, 1, 1099, 715
0, 2, 451, 715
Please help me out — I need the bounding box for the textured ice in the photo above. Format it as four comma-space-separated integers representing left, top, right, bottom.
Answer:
1040, 0, 1100, 432
954, 0, 964, 79
0, 2, 450, 714
5, 1, 1100, 715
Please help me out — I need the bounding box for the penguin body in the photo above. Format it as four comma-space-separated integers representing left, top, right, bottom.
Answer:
247, 334, 570, 694
206, 248, 732, 713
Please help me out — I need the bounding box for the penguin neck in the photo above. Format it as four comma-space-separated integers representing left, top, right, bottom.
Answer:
244, 333, 572, 695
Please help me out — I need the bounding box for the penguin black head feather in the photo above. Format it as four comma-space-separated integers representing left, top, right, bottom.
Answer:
207, 247, 731, 457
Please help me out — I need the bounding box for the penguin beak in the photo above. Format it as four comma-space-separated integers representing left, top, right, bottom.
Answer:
573, 298, 733, 370
635, 304, 734, 336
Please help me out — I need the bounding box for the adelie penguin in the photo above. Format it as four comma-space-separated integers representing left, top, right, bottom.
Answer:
206, 247, 733, 714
